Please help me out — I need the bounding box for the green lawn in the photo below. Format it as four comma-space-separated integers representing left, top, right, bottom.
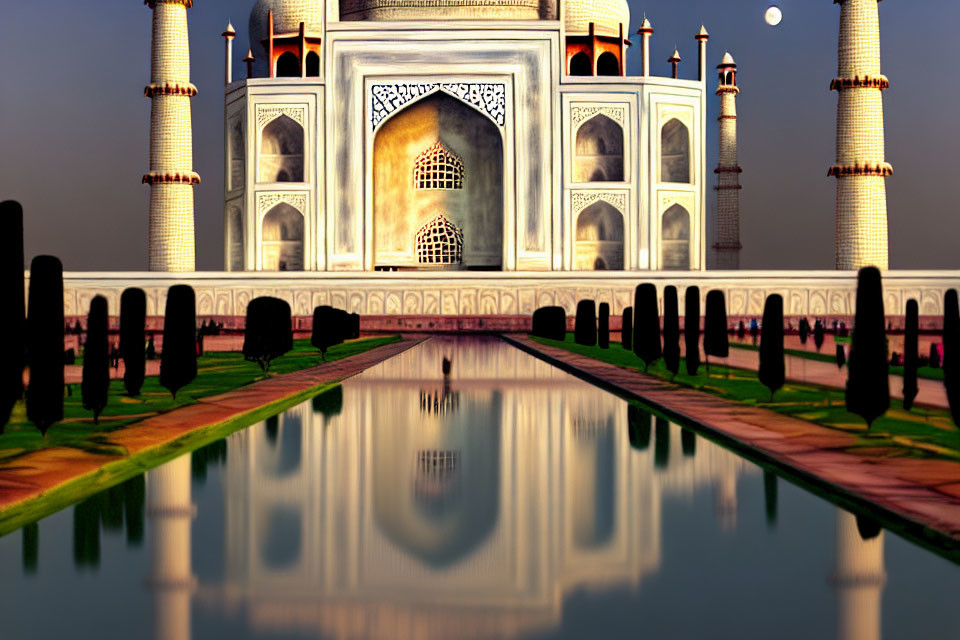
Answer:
532, 334, 960, 460
730, 340, 945, 381
0, 336, 402, 460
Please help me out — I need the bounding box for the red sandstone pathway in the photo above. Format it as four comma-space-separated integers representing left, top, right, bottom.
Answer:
0, 338, 421, 513
506, 336, 960, 541
721, 345, 949, 409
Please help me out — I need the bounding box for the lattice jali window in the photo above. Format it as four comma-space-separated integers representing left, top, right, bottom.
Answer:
416, 215, 464, 265
414, 141, 464, 190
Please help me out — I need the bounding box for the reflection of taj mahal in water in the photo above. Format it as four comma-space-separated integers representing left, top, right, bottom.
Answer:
216, 0, 710, 273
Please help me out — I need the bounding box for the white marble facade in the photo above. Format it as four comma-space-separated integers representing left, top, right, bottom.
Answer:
224, 12, 707, 274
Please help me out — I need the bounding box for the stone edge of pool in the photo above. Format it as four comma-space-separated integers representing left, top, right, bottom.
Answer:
503, 334, 960, 557
0, 338, 425, 536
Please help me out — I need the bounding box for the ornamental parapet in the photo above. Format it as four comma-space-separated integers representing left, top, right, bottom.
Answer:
830, 75, 889, 91
717, 114, 738, 121
144, 0, 193, 8
142, 171, 201, 185
716, 86, 740, 95
714, 185, 743, 191
828, 162, 893, 178
714, 166, 743, 174
144, 82, 198, 98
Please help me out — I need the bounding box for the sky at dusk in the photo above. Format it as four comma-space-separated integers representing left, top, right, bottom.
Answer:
1, 0, 958, 271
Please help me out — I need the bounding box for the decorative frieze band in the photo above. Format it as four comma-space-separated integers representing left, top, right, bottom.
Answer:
257, 192, 308, 217
571, 191, 627, 214
145, 0, 193, 7
570, 105, 626, 130
370, 82, 507, 130
144, 82, 198, 98
256, 105, 306, 129
828, 162, 894, 178
830, 75, 890, 91
142, 171, 201, 185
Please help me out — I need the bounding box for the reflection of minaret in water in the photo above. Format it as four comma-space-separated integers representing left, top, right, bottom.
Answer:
832, 509, 885, 640
714, 472, 737, 531
148, 455, 195, 640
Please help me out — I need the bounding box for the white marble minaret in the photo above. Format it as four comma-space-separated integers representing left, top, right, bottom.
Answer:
712, 52, 742, 270
830, 0, 891, 271
144, 0, 199, 272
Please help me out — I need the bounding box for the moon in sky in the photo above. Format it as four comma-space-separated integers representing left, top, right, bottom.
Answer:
765, 5, 783, 26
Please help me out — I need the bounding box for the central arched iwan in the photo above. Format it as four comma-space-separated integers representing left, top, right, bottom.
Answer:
373, 92, 503, 270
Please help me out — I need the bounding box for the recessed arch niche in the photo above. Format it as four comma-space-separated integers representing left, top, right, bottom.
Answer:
261, 202, 304, 271
574, 200, 624, 270
373, 92, 503, 269
260, 115, 304, 183
660, 118, 691, 184
661, 203, 691, 269
574, 114, 623, 183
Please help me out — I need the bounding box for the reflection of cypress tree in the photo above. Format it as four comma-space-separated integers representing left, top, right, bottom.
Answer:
123, 475, 146, 547
680, 428, 696, 457
621, 307, 633, 351
22, 522, 38, 574
856, 513, 882, 541
81, 295, 110, 424
26, 256, 64, 434
845, 267, 890, 428
627, 404, 651, 450
685, 286, 701, 376
902, 299, 919, 411
100, 483, 125, 532
597, 302, 610, 349
265, 414, 279, 445
119, 288, 147, 397
633, 284, 662, 370
663, 286, 681, 376
312, 385, 344, 424
73, 498, 100, 569
0, 201, 26, 432
191, 439, 228, 484
763, 471, 778, 528
654, 417, 670, 469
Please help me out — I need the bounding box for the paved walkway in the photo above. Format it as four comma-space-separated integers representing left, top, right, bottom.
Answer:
0, 338, 421, 514
506, 336, 960, 543
723, 345, 949, 409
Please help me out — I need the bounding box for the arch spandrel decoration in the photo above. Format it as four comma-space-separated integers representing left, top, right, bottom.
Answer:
571, 105, 625, 131
571, 191, 627, 216
256, 105, 306, 130
257, 192, 308, 221
370, 82, 507, 131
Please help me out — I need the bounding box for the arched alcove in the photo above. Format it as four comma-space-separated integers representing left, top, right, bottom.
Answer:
228, 119, 244, 190
227, 207, 244, 271
260, 115, 304, 182
569, 52, 591, 76
275, 52, 300, 77
261, 203, 304, 271
306, 52, 320, 77
373, 92, 503, 269
661, 204, 691, 269
574, 114, 623, 183
661, 118, 691, 183
575, 200, 624, 270
596, 51, 619, 76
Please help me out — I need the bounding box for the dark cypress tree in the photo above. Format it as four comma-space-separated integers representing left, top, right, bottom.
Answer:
243, 296, 293, 372
597, 303, 610, 349
943, 290, 960, 427
0, 201, 25, 431
836, 344, 847, 369
350, 313, 361, 339
799, 317, 809, 345
814, 320, 825, 351
684, 286, 701, 376
26, 255, 64, 435
703, 290, 729, 368
845, 267, 890, 428
81, 295, 110, 424
532, 306, 566, 341
633, 284, 661, 370
312, 305, 345, 360
621, 307, 633, 351
574, 300, 597, 346
758, 294, 785, 400
662, 286, 681, 376
902, 299, 919, 411
159, 285, 197, 400
119, 288, 146, 397
627, 404, 651, 450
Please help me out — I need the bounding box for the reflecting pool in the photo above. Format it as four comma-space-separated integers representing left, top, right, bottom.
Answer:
2, 336, 960, 639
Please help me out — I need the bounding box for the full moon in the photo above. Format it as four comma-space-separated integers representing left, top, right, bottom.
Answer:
765, 5, 783, 26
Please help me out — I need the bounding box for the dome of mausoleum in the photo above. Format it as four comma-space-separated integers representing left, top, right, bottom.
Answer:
249, 0, 323, 63
564, 0, 629, 38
